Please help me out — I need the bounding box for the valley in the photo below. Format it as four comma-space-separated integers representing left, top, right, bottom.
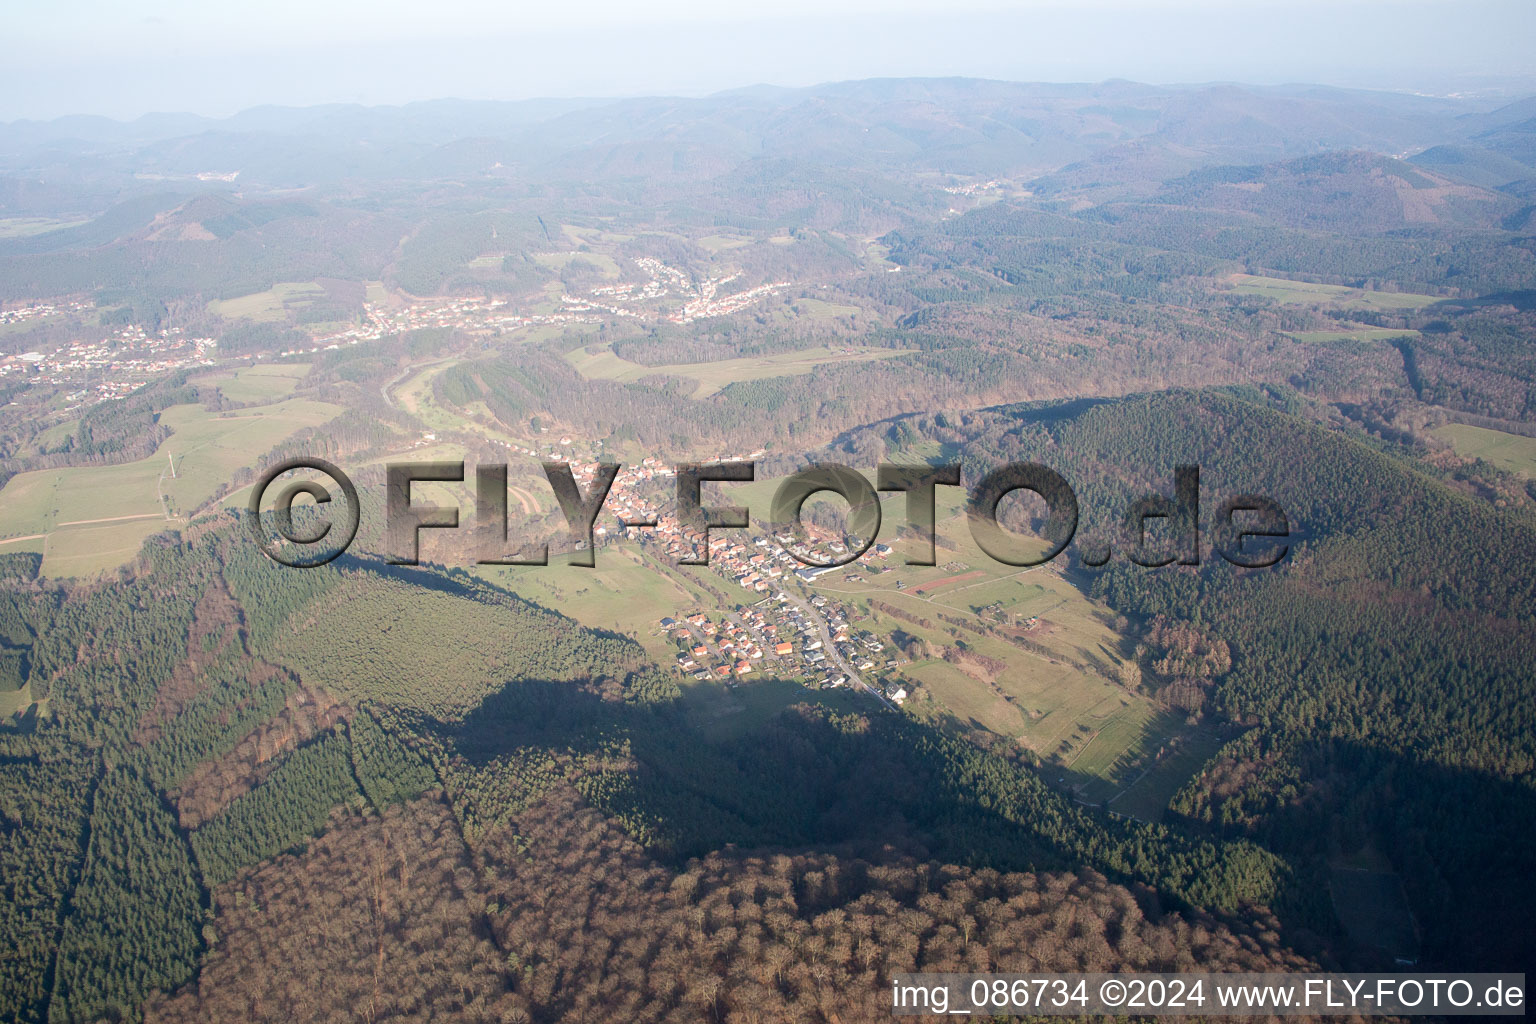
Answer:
0, 72, 1532, 1024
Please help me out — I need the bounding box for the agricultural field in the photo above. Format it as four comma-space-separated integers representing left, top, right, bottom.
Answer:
270, 576, 530, 716
864, 240, 898, 269
33, 419, 78, 453
195, 362, 310, 403
1282, 326, 1420, 344
1330, 866, 1421, 962
1104, 722, 1228, 822
721, 472, 1179, 800
386, 360, 560, 474
207, 281, 326, 322
696, 234, 752, 253
1067, 702, 1161, 783
529, 251, 622, 278
681, 676, 865, 740
1227, 273, 1440, 311
0, 396, 340, 576
562, 224, 635, 246
0, 457, 167, 536
483, 465, 1172, 788
39, 518, 174, 578
0, 216, 90, 238
778, 298, 862, 322
482, 547, 723, 665
1432, 423, 1536, 476
160, 400, 341, 513
268, 568, 649, 720
391, 360, 472, 434
0, 681, 37, 721
565, 343, 912, 398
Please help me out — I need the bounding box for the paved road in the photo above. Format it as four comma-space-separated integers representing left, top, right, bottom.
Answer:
58, 512, 164, 527
776, 585, 896, 711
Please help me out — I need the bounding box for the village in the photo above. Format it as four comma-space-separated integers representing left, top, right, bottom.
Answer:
1, 250, 794, 411
298, 255, 791, 354
442, 437, 913, 709
0, 298, 93, 327
579, 452, 909, 708
643, 532, 910, 711
0, 323, 218, 407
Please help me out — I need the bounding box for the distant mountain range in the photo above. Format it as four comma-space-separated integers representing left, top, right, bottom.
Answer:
1, 78, 1532, 210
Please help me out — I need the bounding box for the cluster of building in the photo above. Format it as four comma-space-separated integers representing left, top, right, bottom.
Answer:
293, 254, 792, 357
633, 257, 693, 292
563, 257, 789, 326
559, 293, 643, 320
660, 593, 899, 698
496, 445, 909, 702
664, 610, 773, 681
691, 529, 915, 702
0, 326, 216, 406
940, 179, 1004, 196
667, 276, 789, 324
0, 299, 92, 326
627, 504, 907, 700
280, 298, 604, 356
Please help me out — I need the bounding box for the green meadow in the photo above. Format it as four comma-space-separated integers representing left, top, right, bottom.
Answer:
1283, 326, 1420, 344
207, 281, 326, 322
1228, 273, 1439, 311
195, 362, 310, 403
0, 396, 340, 577
1433, 423, 1536, 475
565, 344, 911, 398
718, 472, 1175, 797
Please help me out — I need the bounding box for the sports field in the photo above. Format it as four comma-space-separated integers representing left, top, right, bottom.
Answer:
1432, 423, 1536, 475
565, 344, 912, 398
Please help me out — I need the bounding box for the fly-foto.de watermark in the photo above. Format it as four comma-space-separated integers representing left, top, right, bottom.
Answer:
246, 458, 1290, 570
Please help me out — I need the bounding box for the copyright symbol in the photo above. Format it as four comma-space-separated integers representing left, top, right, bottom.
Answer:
1100, 980, 1126, 1007
247, 457, 359, 567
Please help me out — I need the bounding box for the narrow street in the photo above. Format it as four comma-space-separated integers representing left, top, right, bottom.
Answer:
775, 584, 896, 711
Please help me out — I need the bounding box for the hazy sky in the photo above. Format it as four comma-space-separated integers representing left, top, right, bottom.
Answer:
4, 0, 1533, 120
